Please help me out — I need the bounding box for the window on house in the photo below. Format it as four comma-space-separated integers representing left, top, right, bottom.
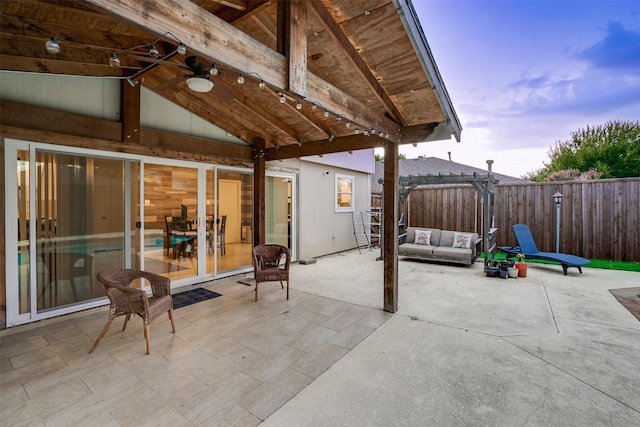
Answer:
335, 174, 354, 212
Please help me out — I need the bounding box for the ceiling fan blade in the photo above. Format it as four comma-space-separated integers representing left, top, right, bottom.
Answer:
211, 78, 234, 102
128, 55, 190, 71
154, 76, 185, 92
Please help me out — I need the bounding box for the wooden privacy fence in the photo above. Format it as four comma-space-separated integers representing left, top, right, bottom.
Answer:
373, 177, 640, 262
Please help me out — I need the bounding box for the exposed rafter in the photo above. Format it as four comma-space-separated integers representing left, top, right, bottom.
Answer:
264, 134, 386, 161
81, 0, 402, 142
308, 0, 407, 126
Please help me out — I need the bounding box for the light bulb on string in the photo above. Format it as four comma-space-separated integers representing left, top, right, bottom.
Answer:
149, 44, 160, 58
279, 93, 286, 103
259, 80, 266, 89
177, 44, 187, 55
237, 73, 245, 84
296, 101, 302, 110
210, 64, 218, 76
355, 128, 360, 134
109, 53, 121, 68
323, 110, 329, 118
45, 37, 60, 54
345, 121, 351, 128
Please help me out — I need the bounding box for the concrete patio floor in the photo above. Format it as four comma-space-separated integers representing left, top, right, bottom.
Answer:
1, 249, 639, 426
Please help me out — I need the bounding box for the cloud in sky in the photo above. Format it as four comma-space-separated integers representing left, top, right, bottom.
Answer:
400, 1, 640, 178
578, 22, 640, 71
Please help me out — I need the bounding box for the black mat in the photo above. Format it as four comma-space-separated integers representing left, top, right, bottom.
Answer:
172, 288, 222, 309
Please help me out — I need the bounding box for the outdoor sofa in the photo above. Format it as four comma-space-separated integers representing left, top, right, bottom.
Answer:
399, 226, 480, 265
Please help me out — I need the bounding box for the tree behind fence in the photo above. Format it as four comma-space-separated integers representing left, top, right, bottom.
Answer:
373, 178, 639, 262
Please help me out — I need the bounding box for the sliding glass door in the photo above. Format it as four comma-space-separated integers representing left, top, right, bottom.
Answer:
5, 140, 293, 327
6, 141, 138, 325
265, 173, 296, 259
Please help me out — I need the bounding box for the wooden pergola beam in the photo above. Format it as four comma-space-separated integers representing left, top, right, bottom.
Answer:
0, 99, 253, 161
264, 134, 386, 161
82, 0, 401, 141
121, 80, 140, 144
383, 142, 399, 313
210, 0, 247, 11
287, 0, 307, 97
308, 0, 406, 126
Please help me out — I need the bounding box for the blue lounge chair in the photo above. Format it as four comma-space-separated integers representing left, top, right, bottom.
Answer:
499, 224, 590, 275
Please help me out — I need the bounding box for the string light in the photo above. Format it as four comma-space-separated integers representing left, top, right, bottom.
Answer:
45, 37, 60, 54
149, 44, 160, 58
109, 53, 120, 68
34, 27, 392, 141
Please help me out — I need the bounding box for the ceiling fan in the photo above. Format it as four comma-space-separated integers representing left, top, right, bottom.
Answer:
129, 54, 233, 101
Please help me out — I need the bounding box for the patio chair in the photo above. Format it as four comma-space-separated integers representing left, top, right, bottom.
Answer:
252, 244, 290, 301
499, 224, 590, 275
90, 268, 175, 355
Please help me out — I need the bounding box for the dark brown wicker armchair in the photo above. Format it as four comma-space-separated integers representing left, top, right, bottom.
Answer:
252, 244, 290, 301
90, 268, 175, 355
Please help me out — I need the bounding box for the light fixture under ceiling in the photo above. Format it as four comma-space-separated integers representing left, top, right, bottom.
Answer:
185, 76, 213, 93
45, 36, 60, 54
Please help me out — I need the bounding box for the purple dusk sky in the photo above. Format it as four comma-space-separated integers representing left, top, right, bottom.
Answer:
397, 0, 640, 178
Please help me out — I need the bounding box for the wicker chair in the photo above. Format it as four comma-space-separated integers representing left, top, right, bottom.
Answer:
89, 269, 176, 355
252, 244, 290, 301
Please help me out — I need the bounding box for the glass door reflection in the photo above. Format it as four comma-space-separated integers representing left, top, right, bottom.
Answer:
142, 163, 199, 281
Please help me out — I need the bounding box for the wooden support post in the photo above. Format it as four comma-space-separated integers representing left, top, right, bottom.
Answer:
276, 0, 307, 97
253, 136, 266, 246
287, 0, 307, 97
121, 80, 140, 144
383, 143, 399, 313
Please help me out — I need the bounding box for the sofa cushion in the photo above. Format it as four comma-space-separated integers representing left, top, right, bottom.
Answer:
432, 246, 472, 260
406, 227, 441, 246
452, 232, 474, 249
428, 229, 442, 246
414, 229, 432, 245
439, 230, 455, 247
398, 243, 436, 257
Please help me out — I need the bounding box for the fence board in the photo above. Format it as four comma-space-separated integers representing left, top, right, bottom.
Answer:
374, 178, 640, 262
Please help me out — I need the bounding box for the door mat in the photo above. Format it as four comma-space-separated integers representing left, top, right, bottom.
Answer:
609, 287, 640, 321
172, 288, 222, 309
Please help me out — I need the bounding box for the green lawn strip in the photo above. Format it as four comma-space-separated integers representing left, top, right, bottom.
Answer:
479, 252, 640, 273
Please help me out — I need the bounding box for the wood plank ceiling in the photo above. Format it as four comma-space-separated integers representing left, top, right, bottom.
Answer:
0, 0, 461, 161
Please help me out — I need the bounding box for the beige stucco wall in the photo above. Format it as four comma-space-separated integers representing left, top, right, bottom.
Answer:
276, 158, 372, 260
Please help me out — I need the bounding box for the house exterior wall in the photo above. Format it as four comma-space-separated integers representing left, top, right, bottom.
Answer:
276, 157, 372, 260
0, 72, 374, 326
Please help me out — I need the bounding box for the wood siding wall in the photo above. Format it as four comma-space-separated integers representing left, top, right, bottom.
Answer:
374, 178, 640, 262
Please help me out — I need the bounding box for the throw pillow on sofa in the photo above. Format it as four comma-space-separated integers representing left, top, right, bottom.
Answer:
414, 229, 432, 245
452, 232, 472, 249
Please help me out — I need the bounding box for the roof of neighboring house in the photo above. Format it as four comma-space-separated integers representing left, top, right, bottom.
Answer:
372, 156, 528, 192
